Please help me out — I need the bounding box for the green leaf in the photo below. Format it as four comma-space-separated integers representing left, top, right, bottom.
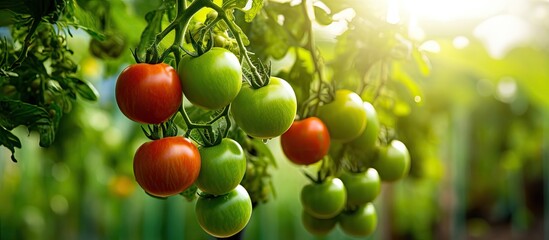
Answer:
0, 99, 57, 148
244, 0, 262, 22
0, 126, 21, 162
71, 77, 99, 101
136, 7, 165, 57
313, 6, 332, 25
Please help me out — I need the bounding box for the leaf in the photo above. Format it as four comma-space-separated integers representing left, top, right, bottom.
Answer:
136, 8, 165, 57
244, 0, 262, 22
0, 126, 21, 162
71, 77, 99, 101
313, 6, 332, 25
0, 99, 57, 148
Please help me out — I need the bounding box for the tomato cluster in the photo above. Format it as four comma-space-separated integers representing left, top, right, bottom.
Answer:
280, 89, 411, 237
115, 41, 298, 237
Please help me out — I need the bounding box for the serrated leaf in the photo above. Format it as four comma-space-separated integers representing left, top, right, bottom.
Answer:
0, 99, 57, 148
313, 6, 332, 25
0, 126, 21, 162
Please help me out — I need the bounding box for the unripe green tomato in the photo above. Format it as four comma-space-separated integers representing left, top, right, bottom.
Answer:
196, 138, 247, 196
301, 210, 337, 236
374, 140, 411, 182
348, 101, 380, 150
178, 47, 242, 110
339, 168, 381, 208
231, 77, 297, 139
301, 178, 347, 219
195, 185, 253, 238
317, 89, 367, 142
339, 203, 377, 237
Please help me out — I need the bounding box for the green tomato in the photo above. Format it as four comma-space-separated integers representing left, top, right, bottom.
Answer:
195, 185, 253, 238
301, 178, 347, 219
178, 47, 242, 110
196, 138, 247, 196
374, 140, 411, 182
339, 203, 377, 237
339, 168, 381, 208
348, 101, 380, 150
301, 210, 337, 236
231, 77, 297, 139
317, 89, 367, 142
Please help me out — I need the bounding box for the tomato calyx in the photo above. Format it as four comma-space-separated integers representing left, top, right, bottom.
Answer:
141, 117, 179, 140
176, 104, 231, 147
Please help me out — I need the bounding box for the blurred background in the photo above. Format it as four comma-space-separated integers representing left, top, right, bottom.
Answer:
1, 0, 549, 239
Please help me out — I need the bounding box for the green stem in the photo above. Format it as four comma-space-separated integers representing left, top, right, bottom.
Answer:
203, 1, 265, 89
301, 0, 328, 116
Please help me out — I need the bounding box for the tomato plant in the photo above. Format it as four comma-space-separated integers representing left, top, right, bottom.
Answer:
133, 136, 201, 197
116, 63, 182, 124
178, 47, 242, 110
374, 140, 411, 182
231, 77, 297, 139
339, 203, 378, 237
301, 210, 337, 236
301, 177, 347, 219
196, 138, 247, 195
339, 168, 381, 208
195, 185, 253, 238
280, 117, 330, 165
317, 89, 367, 142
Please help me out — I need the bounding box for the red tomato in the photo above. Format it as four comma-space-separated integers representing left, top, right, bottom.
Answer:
133, 136, 201, 197
280, 117, 330, 165
116, 63, 182, 124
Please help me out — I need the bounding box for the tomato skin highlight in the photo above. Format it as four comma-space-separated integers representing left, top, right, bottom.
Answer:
178, 47, 242, 110
281, 117, 330, 165
195, 185, 253, 238
133, 137, 201, 197
231, 77, 297, 139
374, 140, 411, 182
116, 63, 182, 124
196, 138, 247, 195
301, 178, 347, 219
317, 89, 367, 142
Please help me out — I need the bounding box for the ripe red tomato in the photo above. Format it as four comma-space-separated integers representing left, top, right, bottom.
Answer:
196, 138, 247, 195
230, 77, 297, 139
339, 203, 377, 237
280, 117, 330, 165
178, 47, 242, 110
301, 178, 347, 219
133, 137, 201, 197
317, 89, 367, 142
116, 63, 182, 124
195, 185, 253, 238
374, 140, 411, 182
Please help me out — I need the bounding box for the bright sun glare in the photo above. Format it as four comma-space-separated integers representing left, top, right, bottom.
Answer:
401, 0, 511, 21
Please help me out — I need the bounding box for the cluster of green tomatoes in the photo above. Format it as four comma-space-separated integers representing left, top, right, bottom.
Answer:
280, 90, 411, 237
115, 47, 298, 238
